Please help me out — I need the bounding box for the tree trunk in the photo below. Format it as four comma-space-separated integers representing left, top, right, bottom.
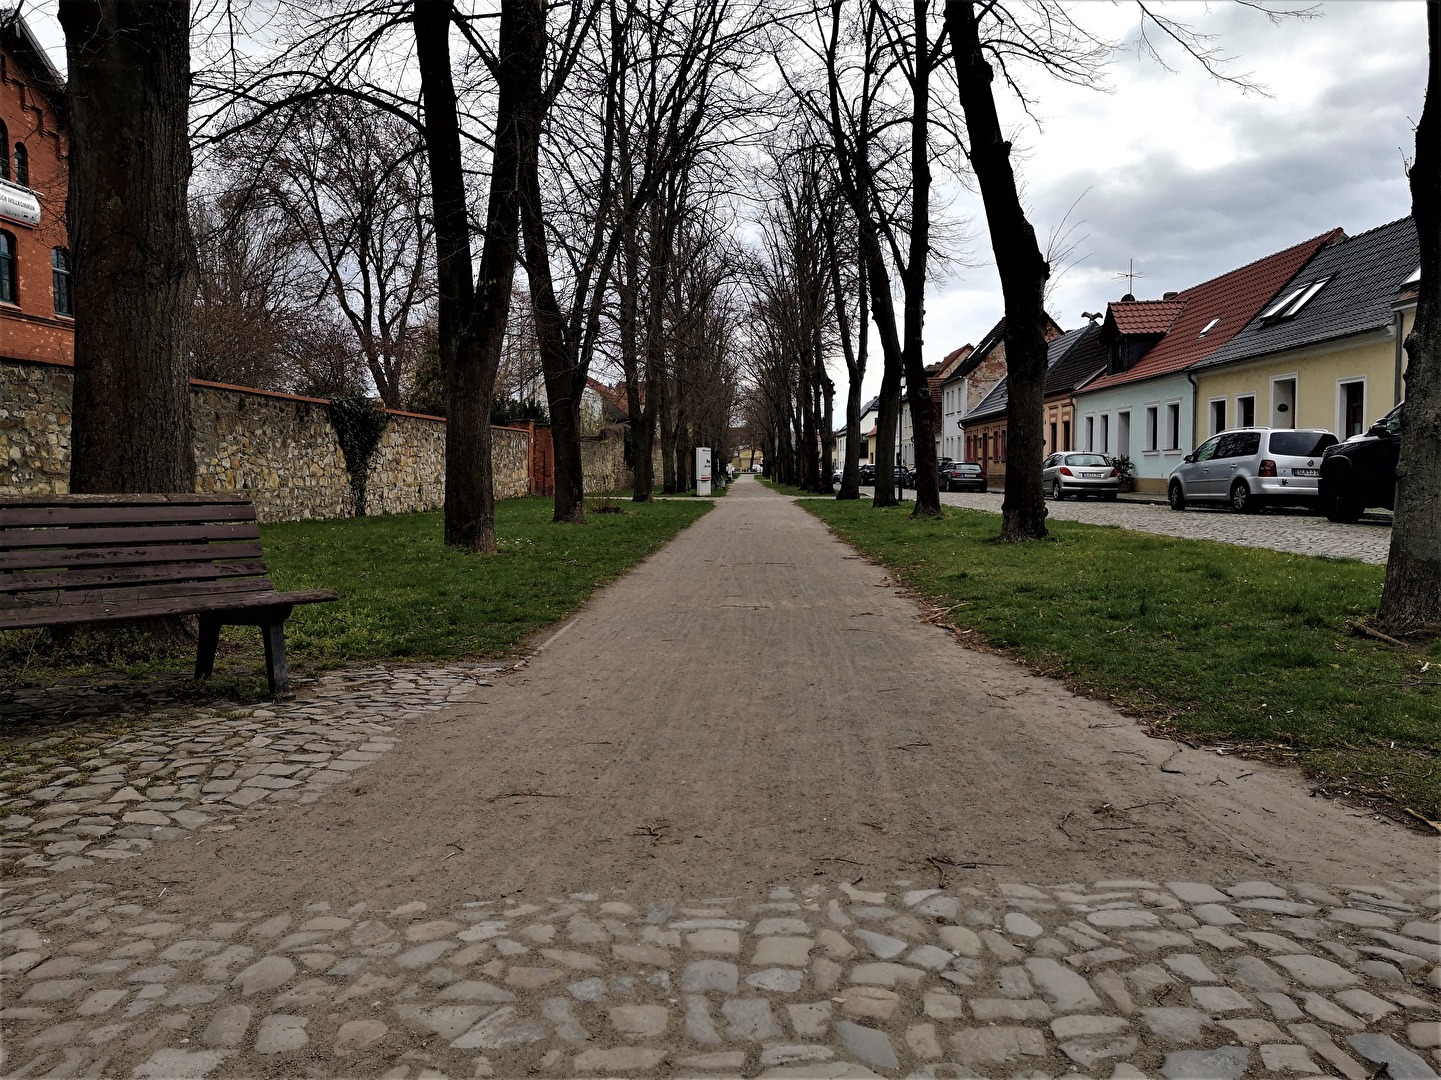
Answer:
415, 0, 538, 551
945, 0, 1050, 540
1378, 0, 1441, 633
833, 247, 866, 500
61, 0, 195, 495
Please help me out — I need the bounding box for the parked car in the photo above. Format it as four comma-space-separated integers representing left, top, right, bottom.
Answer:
750, 463, 763, 473
1168, 427, 1338, 513
1319, 404, 1401, 522
1043, 452, 1119, 500
940, 461, 987, 492
859, 462, 877, 484
896, 463, 914, 489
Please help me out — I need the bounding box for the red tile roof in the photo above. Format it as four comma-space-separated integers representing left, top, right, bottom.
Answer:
1110, 300, 1186, 336
1083, 228, 1345, 393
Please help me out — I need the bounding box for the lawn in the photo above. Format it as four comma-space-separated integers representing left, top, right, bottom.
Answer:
1, 497, 710, 697
802, 499, 1441, 821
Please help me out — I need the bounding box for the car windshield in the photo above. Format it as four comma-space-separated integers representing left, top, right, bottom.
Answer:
1268, 431, 1337, 457
1064, 454, 1108, 466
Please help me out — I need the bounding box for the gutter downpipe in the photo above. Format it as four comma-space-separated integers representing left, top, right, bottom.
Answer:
1393, 308, 1405, 406
1186, 368, 1199, 452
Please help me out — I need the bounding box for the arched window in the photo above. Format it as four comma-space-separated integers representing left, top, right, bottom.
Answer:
0, 231, 16, 304
52, 247, 71, 316
0, 122, 9, 181
13, 143, 28, 188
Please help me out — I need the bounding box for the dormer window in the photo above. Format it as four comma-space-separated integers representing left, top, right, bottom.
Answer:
1260, 277, 1330, 322
1403, 266, 1421, 287
1198, 317, 1220, 338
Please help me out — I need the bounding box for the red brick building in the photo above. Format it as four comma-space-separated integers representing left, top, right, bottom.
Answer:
0, 12, 71, 364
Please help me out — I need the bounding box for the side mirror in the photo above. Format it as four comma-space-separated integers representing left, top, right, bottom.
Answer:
1183, 453, 1194, 464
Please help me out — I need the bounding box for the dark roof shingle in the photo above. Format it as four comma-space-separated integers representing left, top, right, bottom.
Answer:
962, 324, 1092, 423
1191, 217, 1419, 372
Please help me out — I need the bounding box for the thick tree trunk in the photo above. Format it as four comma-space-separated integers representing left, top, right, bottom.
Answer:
833, 249, 866, 500
416, 0, 537, 551
874, 362, 902, 507
1378, 0, 1441, 633
818, 368, 836, 495
946, 0, 1050, 540
62, 0, 195, 494
903, 0, 942, 518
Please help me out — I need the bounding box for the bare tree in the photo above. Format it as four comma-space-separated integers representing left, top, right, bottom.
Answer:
416, 0, 543, 550
61, 0, 195, 494
1378, 0, 1440, 633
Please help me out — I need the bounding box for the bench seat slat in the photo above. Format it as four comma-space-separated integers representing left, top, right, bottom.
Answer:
1, 523, 262, 548
1, 503, 258, 528
0, 588, 339, 630
2, 542, 265, 572
0, 560, 272, 594
4, 577, 279, 607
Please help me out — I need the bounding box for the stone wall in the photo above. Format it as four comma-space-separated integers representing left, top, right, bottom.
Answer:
581, 429, 631, 495
1, 357, 531, 520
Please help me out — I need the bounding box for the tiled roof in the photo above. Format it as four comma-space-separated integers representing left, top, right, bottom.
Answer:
1044, 323, 1107, 396
1110, 300, 1186, 336
1191, 217, 1419, 372
962, 325, 1089, 423
939, 312, 1063, 386
1082, 228, 1344, 394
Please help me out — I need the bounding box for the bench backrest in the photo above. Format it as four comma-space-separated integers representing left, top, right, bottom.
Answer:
1, 494, 273, 611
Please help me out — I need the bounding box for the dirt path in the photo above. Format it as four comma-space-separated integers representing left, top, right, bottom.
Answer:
100, 475, 1431, 914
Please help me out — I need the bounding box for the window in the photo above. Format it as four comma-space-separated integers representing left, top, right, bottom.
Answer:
1261, 278, 1330, 321
1144, 406, 1159, 452
1049, 421, 1057, 454
1166, 402, 1181, 450
0, 121, 9, 181
0, 231, 15, 304
1085, 415, 1095, 452
1100, 413, 1110, 454
1198, 317, 1220, 338
1210, 398, 1226, 435
51, 247, 72, 316
1341, 380, 1365, 437
1062, 419, 1071, 451
1237, 394, 1256, 427
1192, 436, 1221, 462
13, 143, 27, 188
1117, 411, 1131, 458
1269, 430, 1335, 457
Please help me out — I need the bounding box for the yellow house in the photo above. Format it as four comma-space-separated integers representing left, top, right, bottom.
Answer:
1188, 218, 1417, 439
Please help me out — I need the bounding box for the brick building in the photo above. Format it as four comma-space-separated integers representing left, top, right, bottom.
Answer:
0, 11, 71, 364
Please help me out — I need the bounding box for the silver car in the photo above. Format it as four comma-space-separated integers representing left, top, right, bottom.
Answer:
1043, 452, 1119, 500
1168, 427, 1339, 513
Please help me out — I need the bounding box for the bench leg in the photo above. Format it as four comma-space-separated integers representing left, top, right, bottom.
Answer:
261, 622, 289, 698
195, 618, 221, 681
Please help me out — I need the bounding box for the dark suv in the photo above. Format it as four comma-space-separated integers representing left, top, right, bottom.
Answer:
1319, 404, 1401, 522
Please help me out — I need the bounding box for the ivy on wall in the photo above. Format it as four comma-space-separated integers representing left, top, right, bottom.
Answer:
328, 393, 390, 516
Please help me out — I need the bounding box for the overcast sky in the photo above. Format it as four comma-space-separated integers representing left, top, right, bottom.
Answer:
19, 1, 1428, 404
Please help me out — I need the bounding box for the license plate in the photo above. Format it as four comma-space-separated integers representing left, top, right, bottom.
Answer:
1291, 468, 1319, 477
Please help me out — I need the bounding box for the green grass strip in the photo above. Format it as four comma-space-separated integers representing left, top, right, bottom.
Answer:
802, 499, 1440, 821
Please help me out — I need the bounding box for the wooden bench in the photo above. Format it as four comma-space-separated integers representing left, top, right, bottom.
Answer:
1, 494, 338, 696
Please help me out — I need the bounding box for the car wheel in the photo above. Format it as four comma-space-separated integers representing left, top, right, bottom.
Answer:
1323, 491, 1364, 524
1168, 481, 1186, 511
1230, 479, 1259, 513
1051, 479, 1063, 500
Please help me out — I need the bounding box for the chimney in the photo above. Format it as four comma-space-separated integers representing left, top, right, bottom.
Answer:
1163, 290, 1179, 300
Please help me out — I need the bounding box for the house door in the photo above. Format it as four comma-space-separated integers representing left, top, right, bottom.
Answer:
1271, 377, 1296, 429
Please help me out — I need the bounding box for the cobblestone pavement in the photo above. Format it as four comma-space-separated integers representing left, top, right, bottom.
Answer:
0, 667, 500, 872
0, 873, 1437, 1079
857, 489, 1391, 564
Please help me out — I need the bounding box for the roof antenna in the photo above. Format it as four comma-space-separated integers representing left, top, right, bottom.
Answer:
1114, 258, 1144, 297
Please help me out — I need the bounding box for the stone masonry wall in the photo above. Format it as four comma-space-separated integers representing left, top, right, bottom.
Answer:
581, 429, 631, 495
1, 357, 530, 520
